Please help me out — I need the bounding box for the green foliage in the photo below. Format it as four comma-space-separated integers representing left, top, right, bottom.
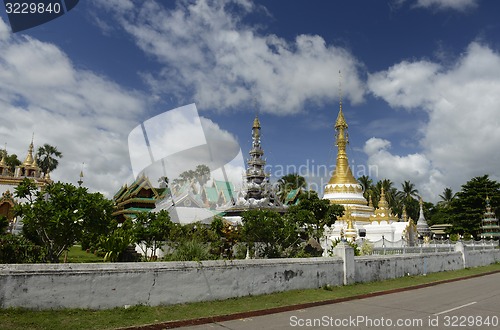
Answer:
241, 209, 298, 258
100, 219, 135, 262
286, 191, 344, 241
14, 179, 114, 263
0, 149, 21, 174
165, 239, 211, 261
133, 210, 173, 260
0, 215, 9, 234
0, 234, 45, 263
277, 173, 307, 202
329, 238, 360, 256
449, 175, 500, 237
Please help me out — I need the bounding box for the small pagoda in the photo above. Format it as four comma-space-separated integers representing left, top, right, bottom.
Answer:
481, 196, 500, 239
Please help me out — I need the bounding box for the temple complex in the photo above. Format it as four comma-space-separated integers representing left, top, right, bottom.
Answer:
0, 138, 52, 232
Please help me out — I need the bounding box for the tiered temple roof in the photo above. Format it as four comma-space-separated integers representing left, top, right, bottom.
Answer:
481, 196, 500, 239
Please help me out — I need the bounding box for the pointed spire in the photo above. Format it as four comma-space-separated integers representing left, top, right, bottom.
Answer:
253, 115, 260, 129
402, 205, 408, 222
22, 134, 35, 166
378, 187, 388, 209
327, 71, 358, 185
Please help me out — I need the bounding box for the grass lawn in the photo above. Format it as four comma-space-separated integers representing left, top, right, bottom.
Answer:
0, 263, 498, 330
59, 245, 104, 263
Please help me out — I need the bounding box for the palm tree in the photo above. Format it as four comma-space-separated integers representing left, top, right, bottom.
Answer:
357, 175, 373, 201
277, 173, 306, 202
438, 187, 456, 208
401, 180, 419, 220
401, 180, 419, 201
36, 144, 62, 175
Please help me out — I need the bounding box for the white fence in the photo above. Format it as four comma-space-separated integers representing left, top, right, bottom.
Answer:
361, 238, 497, 255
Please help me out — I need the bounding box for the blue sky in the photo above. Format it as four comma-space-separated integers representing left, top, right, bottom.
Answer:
1, 0, 500, 202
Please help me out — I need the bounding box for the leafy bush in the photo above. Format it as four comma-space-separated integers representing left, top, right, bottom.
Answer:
165, 239, 211, 261
0, 234, 44, 263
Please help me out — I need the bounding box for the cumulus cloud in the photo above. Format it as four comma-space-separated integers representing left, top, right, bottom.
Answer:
92, 0, 365, 114
0, 21, 147, 196
366, 42, 500, 201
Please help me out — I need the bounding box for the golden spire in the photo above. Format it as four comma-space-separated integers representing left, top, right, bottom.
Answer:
328, 72, 358, 185
252, 115, 261, 129
378, 187, 389, 209
402, 204, 408, 222
0, 143, 6, 166
22, 134, 35, 166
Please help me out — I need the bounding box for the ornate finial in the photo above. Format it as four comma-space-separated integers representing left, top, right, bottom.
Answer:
252, 115, 260, 129
77, 163, 84, 187
339, 70, 343, 110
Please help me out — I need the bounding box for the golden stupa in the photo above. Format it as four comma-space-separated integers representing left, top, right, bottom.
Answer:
323, 98, 374, 222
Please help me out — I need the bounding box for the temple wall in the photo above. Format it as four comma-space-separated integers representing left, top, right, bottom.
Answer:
0, 258, 344, 310
0, 245, 498, 310
354, 252, 463, 283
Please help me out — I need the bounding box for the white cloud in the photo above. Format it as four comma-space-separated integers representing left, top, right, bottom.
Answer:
366, 42, 500, 201
0, 18, 145, 197
414, 0, 477, 11
394, 0, 478, 11
92, 0, 365, 114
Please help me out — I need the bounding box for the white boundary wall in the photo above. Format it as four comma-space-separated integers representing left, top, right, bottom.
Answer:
0, 243, 499, 310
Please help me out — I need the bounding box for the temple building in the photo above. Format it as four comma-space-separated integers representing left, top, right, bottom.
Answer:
0, 139, 52, 232
322, 99, 409, 244
481, 196, 500, 239
112, 175, 167, 222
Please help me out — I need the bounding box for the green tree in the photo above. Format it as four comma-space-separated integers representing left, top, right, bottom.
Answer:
400, 180, 419, 220
79, 192, 115, 251
0, 150, 21, 174
36, 144, 63, 175
14, 179, 113, 263
286, 191, 344, 242
241, 209, 298, 258
357, 175, 373, 201
99, 219, 135, 262
277, 173, 307, 202
438, 187, 456, 208
450, 175, 500, 238
133, 210, 173, 260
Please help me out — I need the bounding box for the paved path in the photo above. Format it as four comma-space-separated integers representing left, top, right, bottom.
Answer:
182, 272, 500, 329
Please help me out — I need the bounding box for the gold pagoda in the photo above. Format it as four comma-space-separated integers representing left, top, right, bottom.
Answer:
323, 99, 374, 222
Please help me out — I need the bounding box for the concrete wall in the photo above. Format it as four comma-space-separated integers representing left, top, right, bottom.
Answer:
0, 245, 498, 310
0, 258, 344, 309
354, 252, 463, 283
